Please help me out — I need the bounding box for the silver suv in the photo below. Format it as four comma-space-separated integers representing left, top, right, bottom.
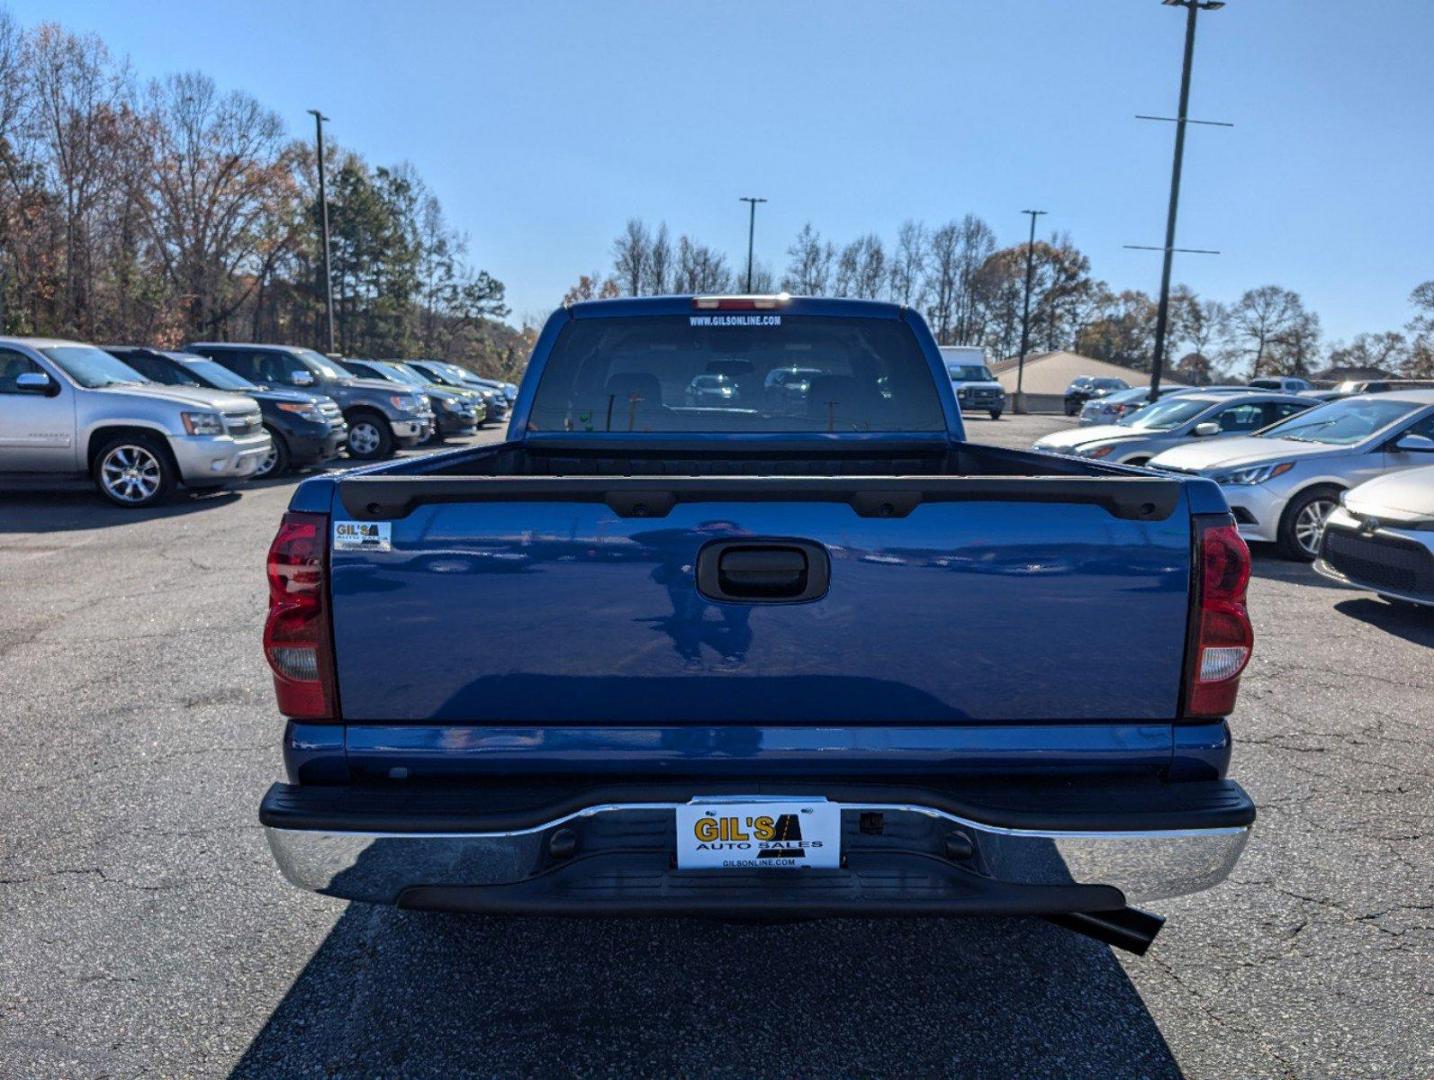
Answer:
0, 337, 269, 507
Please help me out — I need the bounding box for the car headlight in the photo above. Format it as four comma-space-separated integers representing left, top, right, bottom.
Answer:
1081, 445, 1116, 458
1216, 462, 1295, 485
180, 411, 225, 436
441, 397, 467, 412
277, 402, 325, 423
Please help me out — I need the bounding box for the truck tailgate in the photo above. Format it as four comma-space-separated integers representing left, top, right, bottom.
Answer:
327, 476, 1192, 725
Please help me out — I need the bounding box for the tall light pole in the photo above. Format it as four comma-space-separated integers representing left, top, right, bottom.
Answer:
1146, 0, 1224, 399
308, 109, 336, 354
739, 196, 767, 292
1014, 209, 1046, 415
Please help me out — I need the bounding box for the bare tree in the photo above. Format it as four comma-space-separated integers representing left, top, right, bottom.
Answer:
782, 223, 834, 295
1266, 308, 1322, 377
671, 235, 731, 293
642, 222, 670, 295
949, 215, 995, 345
886, 219, 926, 307
833, 233, 885, 299
145, 71, 294, 338
611, 217, 650, 296
922, 216, 995, 346
1326, 331, 1408, 374
748, 260, 776, 293
923, 222, 962, 344
1229, 285, 1304, 376
1172, 295, 1229, 383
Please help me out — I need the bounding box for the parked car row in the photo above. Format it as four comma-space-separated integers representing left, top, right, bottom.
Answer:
103, 347, 349, 480
0, 335, 511, 507
1038, 388, 1434, 569
1075, 384, 1247, 425
341, 359, 484, 441
1038, 391, 1315, 466
1148, 391, 1434, 561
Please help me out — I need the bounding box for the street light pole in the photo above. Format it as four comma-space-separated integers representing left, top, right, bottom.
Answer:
739, 196, 767, 292
1147, 0, 1223, 400
308, 109, 336, 354
1014, 209, 1046, 415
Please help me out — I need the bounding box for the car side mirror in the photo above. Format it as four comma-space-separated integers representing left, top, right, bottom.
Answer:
1192, 421, 1221, 437
290, 370, 316, 387
1394, 433, 1434, 453
16, 371, 57, 396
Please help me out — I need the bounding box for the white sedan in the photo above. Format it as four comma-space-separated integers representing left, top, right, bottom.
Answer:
1316, 464, 1434, 607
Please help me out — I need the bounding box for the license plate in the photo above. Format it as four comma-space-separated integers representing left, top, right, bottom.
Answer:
675, 798, 841, 870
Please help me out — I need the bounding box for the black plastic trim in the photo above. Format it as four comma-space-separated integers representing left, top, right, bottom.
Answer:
696, 538, 830, 603
337, 474, 1182, 522
259, 776, 1255, 834
394, 851, 1127, 919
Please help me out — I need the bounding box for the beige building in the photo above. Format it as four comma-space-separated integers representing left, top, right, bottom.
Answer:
991, 351, 1172, 413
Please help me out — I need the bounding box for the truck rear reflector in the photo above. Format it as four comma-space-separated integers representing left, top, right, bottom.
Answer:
264, 512, 337, 720
1186, 519, 1253, 718
691, 294, 789, 310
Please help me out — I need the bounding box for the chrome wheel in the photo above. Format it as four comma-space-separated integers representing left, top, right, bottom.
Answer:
349, 421, 381, 456
1294, 497, 1337, 557
100, 444, 162, 504
254, 441, 280, 478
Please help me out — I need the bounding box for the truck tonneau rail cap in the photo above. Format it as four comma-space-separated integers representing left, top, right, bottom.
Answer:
336, 475, 1183, 523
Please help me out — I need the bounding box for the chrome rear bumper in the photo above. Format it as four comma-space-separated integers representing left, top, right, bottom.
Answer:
265, 797, 1250, 909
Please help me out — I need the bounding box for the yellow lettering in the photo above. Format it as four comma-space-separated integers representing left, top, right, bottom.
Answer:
752, 816, 775, 841
695, 818, 719, 842
721, 817, 749, 842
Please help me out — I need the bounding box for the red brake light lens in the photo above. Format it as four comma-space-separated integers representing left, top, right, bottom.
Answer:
263, 512, 337, 719
1186, 521, 1253, 717
691, 294, 789, 310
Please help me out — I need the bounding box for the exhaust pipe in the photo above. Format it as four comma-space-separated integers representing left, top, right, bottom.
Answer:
1045, 907, 1166, 956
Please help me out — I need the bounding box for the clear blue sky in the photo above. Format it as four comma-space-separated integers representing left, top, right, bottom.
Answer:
21, 0, 1434, 342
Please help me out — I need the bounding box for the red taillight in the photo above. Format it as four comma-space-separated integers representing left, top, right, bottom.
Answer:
1186, 520, 1253, 717
691, 294, 789, 310
263, 512, 337, 720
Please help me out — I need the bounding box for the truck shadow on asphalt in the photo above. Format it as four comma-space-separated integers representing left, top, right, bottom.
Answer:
0, 489, 241, 532
230, 908, 1181, 1078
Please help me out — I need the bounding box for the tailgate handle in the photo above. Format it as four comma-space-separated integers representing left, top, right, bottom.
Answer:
697, 540, 830, 603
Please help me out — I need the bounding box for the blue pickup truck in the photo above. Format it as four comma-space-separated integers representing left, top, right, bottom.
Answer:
258, 295, 1255, 954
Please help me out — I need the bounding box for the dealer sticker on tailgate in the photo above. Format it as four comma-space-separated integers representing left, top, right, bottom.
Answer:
334, 520, 391, 552
676, 798, 840, 870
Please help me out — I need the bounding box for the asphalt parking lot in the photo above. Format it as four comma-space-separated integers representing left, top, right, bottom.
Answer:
1, 414, 1430, 1079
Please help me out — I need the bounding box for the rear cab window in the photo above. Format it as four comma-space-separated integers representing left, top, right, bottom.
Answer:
527, 314, 945, 433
